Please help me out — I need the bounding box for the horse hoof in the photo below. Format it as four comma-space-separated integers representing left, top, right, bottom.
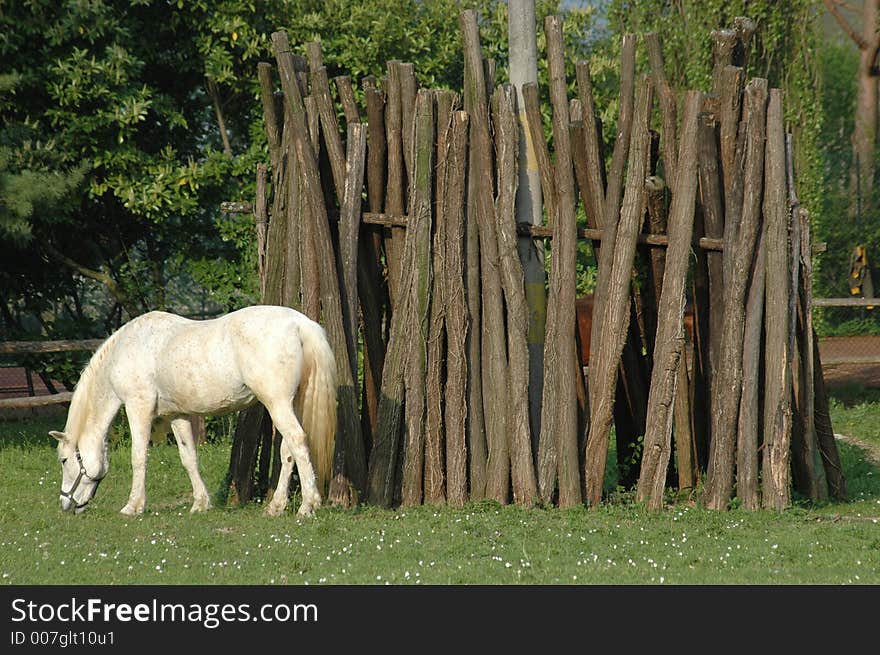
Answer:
297, 504, 315, 518
190, 496, 212, 513
120, 504, 143, 516
264, 503, 285, 517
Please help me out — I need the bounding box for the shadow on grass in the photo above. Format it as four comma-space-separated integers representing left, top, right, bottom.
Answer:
826, 383, 880, 408
0, 415, 61, 451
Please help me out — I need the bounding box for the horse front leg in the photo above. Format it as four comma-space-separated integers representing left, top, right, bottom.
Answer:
170, 417, 212, 512
120, 401, 154, 516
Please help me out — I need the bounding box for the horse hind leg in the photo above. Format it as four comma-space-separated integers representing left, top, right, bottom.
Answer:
171, 417, 212, 512
263, 402, 321, 517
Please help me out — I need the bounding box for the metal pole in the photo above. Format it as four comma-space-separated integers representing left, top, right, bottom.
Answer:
508, 0, 546, 447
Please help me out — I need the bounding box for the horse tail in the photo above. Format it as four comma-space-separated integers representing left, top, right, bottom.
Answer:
294, 320, 337, 498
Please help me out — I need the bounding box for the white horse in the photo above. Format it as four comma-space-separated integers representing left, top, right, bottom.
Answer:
51, 305, 337, 518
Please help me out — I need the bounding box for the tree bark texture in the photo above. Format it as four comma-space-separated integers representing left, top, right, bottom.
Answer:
494, 84, 538, 506
583, 74, 653, 508
461, 10, 509, 503
761, 88, 793, 512
636, 91, 702, 510
702, 78, 768, 511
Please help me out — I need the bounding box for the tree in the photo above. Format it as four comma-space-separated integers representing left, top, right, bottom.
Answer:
824, 0, 879, 213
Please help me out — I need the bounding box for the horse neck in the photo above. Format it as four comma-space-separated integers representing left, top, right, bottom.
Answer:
65, 346, 122, 452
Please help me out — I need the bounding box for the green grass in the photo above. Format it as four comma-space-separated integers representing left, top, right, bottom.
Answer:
1, 399, 879, 586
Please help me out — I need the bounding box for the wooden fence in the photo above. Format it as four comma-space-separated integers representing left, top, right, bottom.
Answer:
228, 11, 846, 511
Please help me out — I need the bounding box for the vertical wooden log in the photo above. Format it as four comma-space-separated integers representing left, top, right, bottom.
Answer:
795, 207, 828, 499
761, 88, 792, 512
719, 66, 745, 198
271, 31, 366, 505
284, 130, 304, 312
424, 91, 458, 505
384, 61, 405, 304
401, 90, 435, 506
360, 76, 388, 448
254, 164, 269, 298
462, 10, 509, 503
521, 84, 558, 227
702, 78, 768, 511
300, 96, 321, 322
698, 112, 726, 373
636, 91, 702, 510
330, 124, 367, 507
494, 84, 538, 506
583, 75, 653, 508
586, 40, 639, 492
812, 329, 847, 500
786, 135, 821, 501
334, 75, 361, 125
443, 111, 471, 507
338, 123, 367, 393
310, 64, 347, 204
399, 62, 417, 193
645, 33, 678, 186
736, 225, 766, 510
535, 15, 581, 507
589, 35, 637, 371
574, 61, 607, 226
257, 63, 283, 172
711, 30, 737, 94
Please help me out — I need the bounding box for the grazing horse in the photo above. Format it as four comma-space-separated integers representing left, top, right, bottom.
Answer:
51, 305, 336, 518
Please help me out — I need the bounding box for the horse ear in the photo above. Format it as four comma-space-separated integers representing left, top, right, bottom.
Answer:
49, 430, 66, 442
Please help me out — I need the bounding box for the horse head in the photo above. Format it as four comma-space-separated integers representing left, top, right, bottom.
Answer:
50, 430, 108, 514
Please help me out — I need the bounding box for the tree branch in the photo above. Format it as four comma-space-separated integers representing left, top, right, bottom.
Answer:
823, 0, 870, 49
43, 243, 139, 316
207, 78, 233, 157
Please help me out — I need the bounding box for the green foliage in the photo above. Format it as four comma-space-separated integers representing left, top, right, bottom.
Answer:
812, 37, 880, 337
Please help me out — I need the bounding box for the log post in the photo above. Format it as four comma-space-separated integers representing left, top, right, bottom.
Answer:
461, 10, 508, 503
443, 111, 471, 507
702, 78, 768, 511
360, 76, 389, 448
494, 84, 538, 506
384, 61, 405, 305
423, 91, 457, 505
761, 89, 793, 511
536, 15, 582, 507
583, 74, 653, 508
736, 225, 766, 510
645, 33, 678, 186
401, 90, 435, 506
636, 91, 702, 510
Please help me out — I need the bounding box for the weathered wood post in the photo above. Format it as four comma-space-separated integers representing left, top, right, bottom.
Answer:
462, 9, 509, 503
583, 73, 653, 508
536, 15, 582, 508
443, 110, 471, 507
761, 88, 793, 511
494, 84, 538, 506
400, 90, 435, 506
635, 90, 702, 510
702, 78, 768, 511
423, 91, 459, 505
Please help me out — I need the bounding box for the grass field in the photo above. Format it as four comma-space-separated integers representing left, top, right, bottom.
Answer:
1, 391, 878, 586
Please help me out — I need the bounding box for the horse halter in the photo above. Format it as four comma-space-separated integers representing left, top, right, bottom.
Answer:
60, 448, 105, 510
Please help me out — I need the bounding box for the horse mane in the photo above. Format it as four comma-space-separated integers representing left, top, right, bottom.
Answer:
64, 321, 129, 443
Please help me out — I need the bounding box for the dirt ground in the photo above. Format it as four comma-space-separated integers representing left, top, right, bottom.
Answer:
819, 335, 880, 389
